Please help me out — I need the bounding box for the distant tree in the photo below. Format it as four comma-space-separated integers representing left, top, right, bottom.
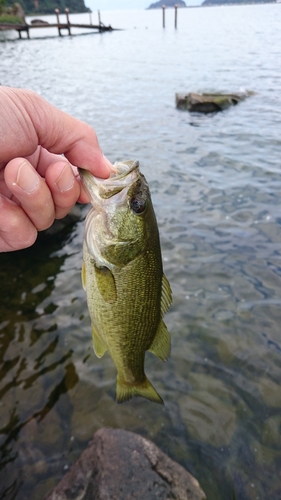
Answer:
0, 0, 7, 15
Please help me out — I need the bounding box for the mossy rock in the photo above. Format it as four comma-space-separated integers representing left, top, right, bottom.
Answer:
0, 14, 24, 24
0, 3, 26, 24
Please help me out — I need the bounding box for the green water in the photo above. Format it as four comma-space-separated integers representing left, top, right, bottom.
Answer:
1, 181, 281, 499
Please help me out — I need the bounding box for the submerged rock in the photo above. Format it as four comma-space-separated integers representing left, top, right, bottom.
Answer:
176, 91, 255, 113
44, 427, 206, 500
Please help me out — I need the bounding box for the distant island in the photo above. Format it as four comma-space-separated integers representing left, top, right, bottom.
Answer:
202, 0, 274, 4
5, 0, 88, 15
148, 0, 186, 8
147, 0, 278, 6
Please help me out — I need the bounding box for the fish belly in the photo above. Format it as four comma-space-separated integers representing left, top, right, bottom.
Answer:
84, 248, 164, 403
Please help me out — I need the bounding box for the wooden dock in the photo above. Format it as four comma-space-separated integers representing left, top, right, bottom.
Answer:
0, 9, 114, 39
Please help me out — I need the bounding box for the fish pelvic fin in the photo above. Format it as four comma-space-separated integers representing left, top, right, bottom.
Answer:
92, 324, 107, 358
116, 376, 164, 405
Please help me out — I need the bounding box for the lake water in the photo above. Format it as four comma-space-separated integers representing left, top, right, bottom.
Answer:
1, 4, 281, 499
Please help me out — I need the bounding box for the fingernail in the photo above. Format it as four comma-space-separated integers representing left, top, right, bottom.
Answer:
102, 154, 115, 174
55, 164, 75, 192
15, 162, 39, 194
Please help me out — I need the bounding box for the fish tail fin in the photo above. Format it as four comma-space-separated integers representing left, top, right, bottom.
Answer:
116, 376, 164, 405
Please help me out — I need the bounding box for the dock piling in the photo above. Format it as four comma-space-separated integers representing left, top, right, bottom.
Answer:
175, 4, 178, 29
54, 8, 61, 36
17, 24, 29, 38
162, 5, 165, 28
64, 8, 71, 35
0, 8, 114, 39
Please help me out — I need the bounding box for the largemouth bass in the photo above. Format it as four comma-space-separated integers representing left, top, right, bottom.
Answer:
79, 160, 172, 404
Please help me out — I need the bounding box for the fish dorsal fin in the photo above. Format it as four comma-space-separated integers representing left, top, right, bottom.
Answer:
161, 274, 172, 317
92, 324, 107, 358
94, 264, 117, 304
149, 320, 171, 362
81, 260, 86, 291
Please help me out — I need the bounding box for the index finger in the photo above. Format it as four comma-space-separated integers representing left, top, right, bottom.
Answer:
0, 87, 113, 178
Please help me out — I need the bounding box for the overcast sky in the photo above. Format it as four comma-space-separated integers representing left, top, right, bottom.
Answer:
85, 0, 200, 11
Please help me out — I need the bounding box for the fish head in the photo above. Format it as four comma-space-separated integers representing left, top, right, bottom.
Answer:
80, 160, 158, 268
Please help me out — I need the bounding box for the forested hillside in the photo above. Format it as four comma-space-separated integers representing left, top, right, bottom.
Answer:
148, 0, 186, 7
6, 0, 88, 15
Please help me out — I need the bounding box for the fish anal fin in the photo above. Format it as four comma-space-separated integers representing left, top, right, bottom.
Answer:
92, 324, 107, 358
116, 376, 164, 405
161, 274, 172, 317
94, 264, 117, 304
81, 260, 86, 291
149, 320, 171, 362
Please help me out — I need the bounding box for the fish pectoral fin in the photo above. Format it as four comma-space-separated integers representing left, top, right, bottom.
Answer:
116, 376, 164, 405
92, 324, 107, 358
81, 260, 86, 291
94, 264, 117, 304
149, 320, 171, 362
161, 274, 172, 317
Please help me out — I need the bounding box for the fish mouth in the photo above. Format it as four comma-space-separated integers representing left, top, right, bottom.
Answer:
99, 160, 139, 199
110, 160, 139, 180
79, 160, 140, 204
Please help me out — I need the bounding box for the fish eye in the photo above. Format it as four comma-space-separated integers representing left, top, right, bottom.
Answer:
130, 196, 146, 214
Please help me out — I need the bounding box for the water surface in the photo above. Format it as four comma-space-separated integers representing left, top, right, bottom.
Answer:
1, 5, 281, 499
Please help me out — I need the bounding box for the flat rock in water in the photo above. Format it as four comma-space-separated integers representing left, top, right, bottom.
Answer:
44, 427, 206, 500
176, 91, 254, 113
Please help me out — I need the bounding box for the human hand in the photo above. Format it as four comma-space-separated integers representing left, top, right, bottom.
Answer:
0, 86, 113, 252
